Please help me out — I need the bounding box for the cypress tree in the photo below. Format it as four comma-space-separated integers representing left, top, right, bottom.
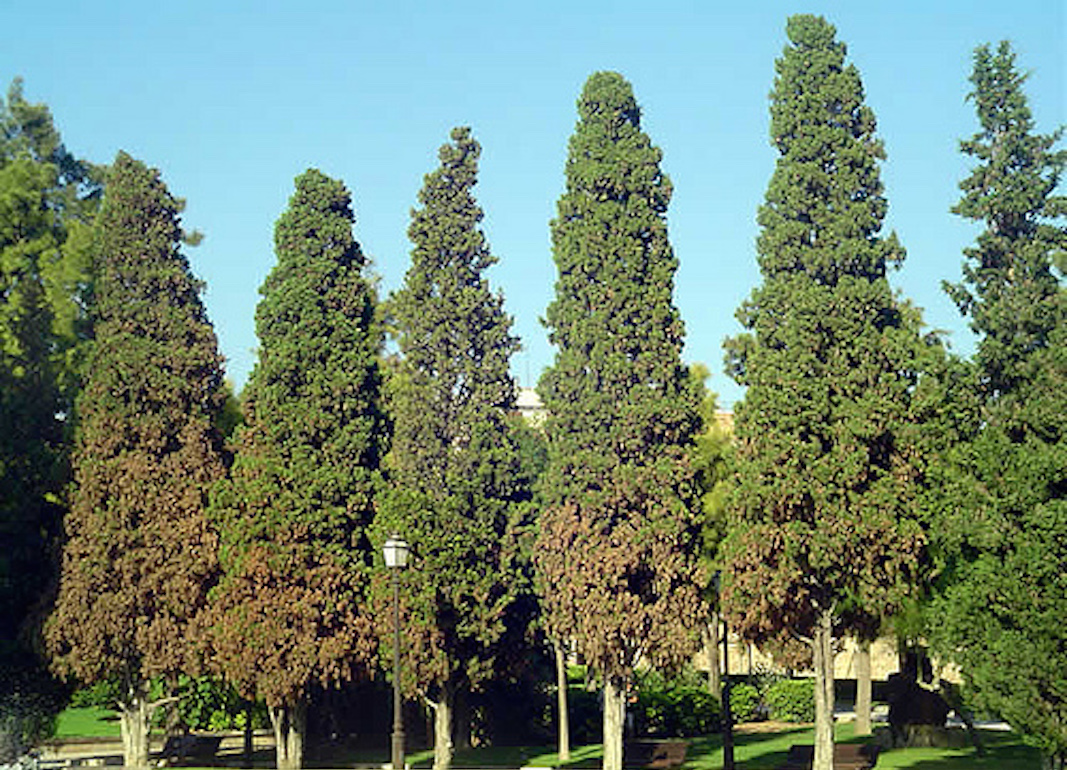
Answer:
208, 169, 384, 770
534, 72, 703, 770
722, 17, 927, 770
46, 152, 226, 770
377, 127, 528, 770
931, 42, 1067, 767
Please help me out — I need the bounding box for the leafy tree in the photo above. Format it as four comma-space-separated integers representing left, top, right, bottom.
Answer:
689, 363, 732, 700
377, 127, 529, 770
0, 84, 102, 758
722, 17, 929, 770
930, 42, 1067, 768
45, 152, 225, 770
534, 72, 703, 770
207, 169, 385, 770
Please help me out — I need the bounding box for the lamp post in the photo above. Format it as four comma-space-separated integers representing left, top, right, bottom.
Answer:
713, 571, 734, 770
383, 535, 410, 770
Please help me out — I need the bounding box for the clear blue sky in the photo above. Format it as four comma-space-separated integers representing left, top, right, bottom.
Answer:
4, 1, 1063, 408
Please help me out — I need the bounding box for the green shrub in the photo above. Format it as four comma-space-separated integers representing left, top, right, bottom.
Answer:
765, 679, 814, 723
69, 679, 121, 709
634, 669, 720, 737
728, 682, 762, 723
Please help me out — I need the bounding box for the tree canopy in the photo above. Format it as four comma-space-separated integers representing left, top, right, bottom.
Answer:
0, 77, 100, 763
930, 41, 1067, 767
722, 16, 929, 769
534, 71, 703, 770
378, 127, 530, 770
45, 151, 226, 770
208, 168, 385, 770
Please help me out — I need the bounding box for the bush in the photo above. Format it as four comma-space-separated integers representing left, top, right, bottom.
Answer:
765, 679, 815, 723
728, 682, 762, 723
634, 669, 720, 737
69, 679, 121, 709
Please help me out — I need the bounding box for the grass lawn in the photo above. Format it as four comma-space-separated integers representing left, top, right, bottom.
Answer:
52, 707, 121, 739
440, 724, 1041, 770
49, 708, 1042, 769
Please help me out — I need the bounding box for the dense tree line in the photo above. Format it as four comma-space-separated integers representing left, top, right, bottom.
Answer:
0, 15, 1062, 770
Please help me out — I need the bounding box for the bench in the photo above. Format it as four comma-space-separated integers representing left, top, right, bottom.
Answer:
623, 740, 689, 769
158, 735, 222, 765
776, 743, 879, 770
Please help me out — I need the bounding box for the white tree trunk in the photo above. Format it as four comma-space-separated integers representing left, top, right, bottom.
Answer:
854, 639, 872, 736
602, 678, 626, 770
118, 695, 150, 767
118, 691, 151, 770
554, 640, 571, 762
269, 702, 306, 770
812, 610, 836, 770
432, 684, 455, 770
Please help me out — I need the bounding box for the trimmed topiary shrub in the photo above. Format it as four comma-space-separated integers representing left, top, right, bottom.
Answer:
765, 678, 815, 723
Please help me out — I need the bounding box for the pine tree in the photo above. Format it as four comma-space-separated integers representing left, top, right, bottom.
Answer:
722, 17, 928, 770
45, 152, 225, 770
378, 127, 528, 770
931, 42, 1067, 767
207, 169, 385, 770
534, 72, 703, 770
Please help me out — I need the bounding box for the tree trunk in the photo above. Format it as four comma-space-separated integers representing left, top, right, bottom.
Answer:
118, 689, 151, 770
703, 616, 721, 699
554, 639, 571, 761
854, 638, 872, 736
602, 677, 626, 770
812, 610, 835, 770
432, 684, 455, 770
269, 702, 306, 770
243, 702, 254, 768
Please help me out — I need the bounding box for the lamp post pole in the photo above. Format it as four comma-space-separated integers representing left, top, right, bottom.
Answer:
722, 613, 734, 770
714, 571, 734, 770
392, 567, 404, 770
384, 535, 410, 770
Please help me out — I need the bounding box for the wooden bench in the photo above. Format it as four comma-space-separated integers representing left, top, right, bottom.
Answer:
158, 735, 223, 765
776, 743, 879, 770
623, 740, 689, 769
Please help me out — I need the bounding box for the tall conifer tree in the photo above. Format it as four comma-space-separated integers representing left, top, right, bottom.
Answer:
534, 72, 703, 770
46, 152, 225, 770
378, 127, 528, 770
208, 170, 384, 770
932, 42, 1067, 767
722, 17, 927, 769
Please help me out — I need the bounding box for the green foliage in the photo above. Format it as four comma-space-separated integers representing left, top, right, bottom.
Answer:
689, 364, 733, 617
69, 680, 122, 709
376, 126, 531, 716
930, 41, 1067, 768
728, 683, 762, 724
534, 71, 704, 693
46, 151, 226, 696
765, 679, 815, 723
723, 11, 929, 665
633, 669, 720, 737
0, 81, 101, 752
208, 168, 384, 711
